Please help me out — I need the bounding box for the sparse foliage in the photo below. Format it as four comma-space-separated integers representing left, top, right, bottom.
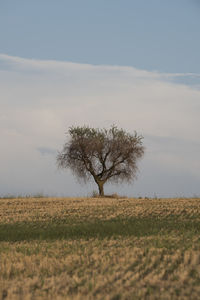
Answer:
57, 125, 145, 196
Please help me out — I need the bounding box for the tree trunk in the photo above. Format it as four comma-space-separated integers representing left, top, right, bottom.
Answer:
97, 181, 105, 197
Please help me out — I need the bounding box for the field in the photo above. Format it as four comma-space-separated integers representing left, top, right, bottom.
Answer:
0, 197, 200, 299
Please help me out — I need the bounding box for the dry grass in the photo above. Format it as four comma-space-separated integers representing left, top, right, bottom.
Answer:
1, 197, 200, 224
0, 197, 200, 299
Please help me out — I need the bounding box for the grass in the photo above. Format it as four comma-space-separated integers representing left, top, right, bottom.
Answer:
0, 197, 200, 299
0, 217, 200, 242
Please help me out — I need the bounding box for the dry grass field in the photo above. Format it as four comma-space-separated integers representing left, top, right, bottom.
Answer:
0, 197, 200, 299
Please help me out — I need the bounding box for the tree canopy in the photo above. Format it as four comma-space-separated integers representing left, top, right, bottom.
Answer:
57, 125, 145, 196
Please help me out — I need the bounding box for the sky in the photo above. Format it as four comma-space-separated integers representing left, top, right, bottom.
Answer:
0, 1, 200, 197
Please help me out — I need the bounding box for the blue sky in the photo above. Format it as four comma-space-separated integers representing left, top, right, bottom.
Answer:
0, 1, 200, 197
1, 0, 200, 73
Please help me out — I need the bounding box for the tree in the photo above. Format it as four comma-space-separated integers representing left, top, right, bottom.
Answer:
57, 125, 145, 196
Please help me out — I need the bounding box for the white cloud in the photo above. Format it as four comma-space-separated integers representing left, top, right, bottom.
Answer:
1, 54, 200, 197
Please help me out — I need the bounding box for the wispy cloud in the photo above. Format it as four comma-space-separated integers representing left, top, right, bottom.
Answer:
37, 147, 57, 156
1, 54, 200, 197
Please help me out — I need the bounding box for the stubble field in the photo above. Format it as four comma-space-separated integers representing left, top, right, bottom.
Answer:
0, 197, 200, 299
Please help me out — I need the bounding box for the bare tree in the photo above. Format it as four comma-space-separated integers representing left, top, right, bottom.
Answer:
57, 125, 145, 196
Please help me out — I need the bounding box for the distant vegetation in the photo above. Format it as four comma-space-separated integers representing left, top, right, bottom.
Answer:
0, 193, 47, 199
